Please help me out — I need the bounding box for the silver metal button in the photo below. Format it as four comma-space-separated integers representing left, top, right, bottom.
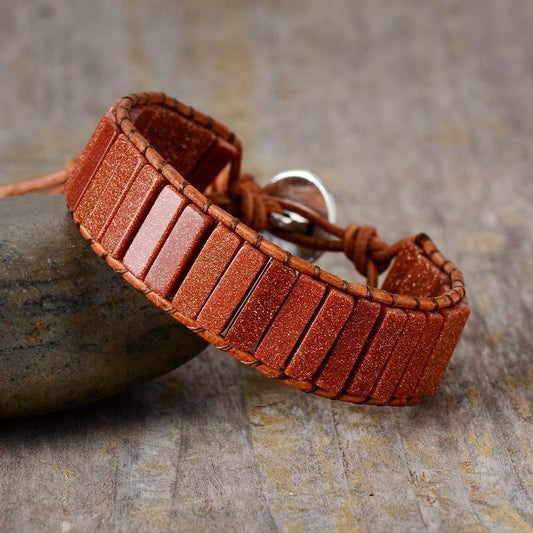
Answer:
263, 170, 336, 263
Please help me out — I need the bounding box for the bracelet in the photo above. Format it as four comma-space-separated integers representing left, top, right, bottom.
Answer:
61, 92, 469, 406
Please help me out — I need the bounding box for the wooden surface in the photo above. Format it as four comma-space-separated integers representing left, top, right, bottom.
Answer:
1, 1, 532, 531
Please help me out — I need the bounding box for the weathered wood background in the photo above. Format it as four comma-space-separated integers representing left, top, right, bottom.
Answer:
1, 1, 532, 531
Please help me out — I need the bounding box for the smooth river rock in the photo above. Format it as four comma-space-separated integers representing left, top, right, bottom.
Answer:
0, 194, 207, 419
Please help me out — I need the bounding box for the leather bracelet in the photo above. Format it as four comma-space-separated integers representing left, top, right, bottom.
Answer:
44, 92, 471, 405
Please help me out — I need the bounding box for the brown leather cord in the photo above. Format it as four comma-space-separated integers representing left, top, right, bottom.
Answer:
0, 158, 76, 198
0, 169, 67, 197
45, 183, 67, 195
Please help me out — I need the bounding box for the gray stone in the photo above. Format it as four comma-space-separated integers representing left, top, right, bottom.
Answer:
0, 194, 207, 419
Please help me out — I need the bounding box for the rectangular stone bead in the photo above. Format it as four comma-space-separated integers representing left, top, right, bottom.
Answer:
314, 299, 382, 393
65, 113, 119, 211
224, 261, 297, 353
381, 240, 441, 297
123, 185, 187, 279
345, 308, 407, 398
188, 137, 238, 192
83, 137, 146, 240
415, 302, 470, 397
254, 275, 326, 370
130, 104, 157, 132
370, 311, 427, 401
394, 311, 444, 398
102, 166, 165, 259
172, 224, 242, 319
74, 134, 132, 224
285, 289, 354, 380
142, 107, 216, 178
197, 244, 267, 335
144, 205, 215, 298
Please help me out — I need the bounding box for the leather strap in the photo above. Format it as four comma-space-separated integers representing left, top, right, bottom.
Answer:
2, 92, 470, 405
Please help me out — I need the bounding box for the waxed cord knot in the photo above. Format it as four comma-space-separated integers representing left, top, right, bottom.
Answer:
343, 224, 396, 286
